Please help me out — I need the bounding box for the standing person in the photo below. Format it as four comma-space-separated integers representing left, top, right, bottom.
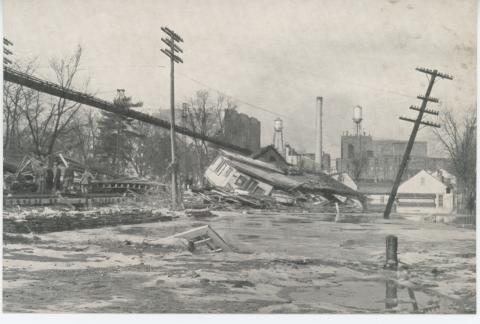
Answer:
52, 162, 62, 193
32, 159, 41, 193
45, 164, 54, 193
185, 174, 193, 191
34, 162, 46, 194
63, 164, 74, 193
80, 168, 94, 195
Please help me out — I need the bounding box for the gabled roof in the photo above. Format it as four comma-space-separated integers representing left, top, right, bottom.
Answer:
401, 169, 447, 188
250, 145, 289, 165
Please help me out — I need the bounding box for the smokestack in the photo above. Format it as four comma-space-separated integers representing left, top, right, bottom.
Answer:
315, 96, 323, 169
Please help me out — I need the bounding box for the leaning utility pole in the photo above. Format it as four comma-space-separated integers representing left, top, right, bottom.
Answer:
161, 26, 184, 210
383, 67, 453, 219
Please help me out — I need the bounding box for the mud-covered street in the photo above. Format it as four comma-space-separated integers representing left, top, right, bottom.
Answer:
3, 212, 476, 313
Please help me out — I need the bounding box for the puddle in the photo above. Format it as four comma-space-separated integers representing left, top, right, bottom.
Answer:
288, 278, 440, 313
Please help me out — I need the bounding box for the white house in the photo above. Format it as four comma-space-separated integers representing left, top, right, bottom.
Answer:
205, 152, 277, 196
397, 170, 454, 214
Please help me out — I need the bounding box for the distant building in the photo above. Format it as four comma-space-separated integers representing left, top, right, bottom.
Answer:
336, 133, 450, 182
157, 108, 261, 153
223, 109, 261, 153
285, 144, 331, 172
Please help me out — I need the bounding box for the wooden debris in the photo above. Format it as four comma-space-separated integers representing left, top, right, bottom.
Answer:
169, 225, 232, 252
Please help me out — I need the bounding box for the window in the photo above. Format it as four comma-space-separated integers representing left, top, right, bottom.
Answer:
246, 180, 259, 192
235, 175, 248, 187
253, 187, 265, 195
446, 187, 451, 194
225, 166, 233, 177
367, 150, 374, 158
420, 177, 425, 185
438, 194, 444, 207
348, 144, 354, 159
215, 160, 225, 175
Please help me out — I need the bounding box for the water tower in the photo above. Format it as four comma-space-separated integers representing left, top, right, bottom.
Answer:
272, 118, 285, 156
353, 105, 363, 137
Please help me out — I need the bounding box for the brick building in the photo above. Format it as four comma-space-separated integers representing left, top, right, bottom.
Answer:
336, 133, 450, 182
158, 108, 261, 153
223, 109, 261, 153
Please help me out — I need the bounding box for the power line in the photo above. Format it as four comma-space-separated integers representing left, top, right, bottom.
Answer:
176, 71, 292, 120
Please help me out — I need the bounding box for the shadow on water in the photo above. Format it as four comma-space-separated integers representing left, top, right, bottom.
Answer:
384, 277, 439, 313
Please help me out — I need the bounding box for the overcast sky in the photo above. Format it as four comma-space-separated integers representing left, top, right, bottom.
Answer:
3, 0, 476, 158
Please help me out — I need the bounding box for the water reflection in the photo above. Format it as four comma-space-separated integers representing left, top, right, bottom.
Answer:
385, 278, 432, 313
385, 279, 398, 309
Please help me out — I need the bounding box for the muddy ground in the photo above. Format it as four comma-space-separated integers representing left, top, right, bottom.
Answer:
2, 211, 476, 313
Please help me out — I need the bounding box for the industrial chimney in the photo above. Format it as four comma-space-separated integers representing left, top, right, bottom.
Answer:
315, 97, 323, 169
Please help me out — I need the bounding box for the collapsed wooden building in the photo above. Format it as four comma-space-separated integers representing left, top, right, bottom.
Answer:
205, 150, 366, 208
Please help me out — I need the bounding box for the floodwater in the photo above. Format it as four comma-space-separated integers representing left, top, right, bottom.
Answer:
2, 211, 476, 313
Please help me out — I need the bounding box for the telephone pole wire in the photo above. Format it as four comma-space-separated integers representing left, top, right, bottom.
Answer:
384, 67, 453, 219
161, 26, 184, 210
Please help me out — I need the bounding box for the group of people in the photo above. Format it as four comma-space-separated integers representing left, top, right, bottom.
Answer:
32, 159, 94, 195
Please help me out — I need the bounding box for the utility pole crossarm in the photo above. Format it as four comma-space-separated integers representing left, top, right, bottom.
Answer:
416, 67, 453, 80
161, 38, 183, 53
3, 37, 13, 66
417, 95, 439, 103
399, 116, 441, 128
161, 27, 183, 42
409, 105, 439, 116
161, 48, 183, 63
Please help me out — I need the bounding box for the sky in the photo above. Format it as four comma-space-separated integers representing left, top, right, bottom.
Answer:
2, 0, 477, 159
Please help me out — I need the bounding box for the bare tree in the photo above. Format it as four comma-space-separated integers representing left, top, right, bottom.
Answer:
22, 45, 88, 164
61, 108, 100, 163
185, 90, 235, 181
3, 60, 37, 151
434, 108, 476, 214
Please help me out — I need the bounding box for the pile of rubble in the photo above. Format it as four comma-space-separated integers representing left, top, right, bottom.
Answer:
183, 187, 362, 214
3, 205, 173, 234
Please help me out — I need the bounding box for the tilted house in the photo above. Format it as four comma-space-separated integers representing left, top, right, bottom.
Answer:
205, 150, 365, 205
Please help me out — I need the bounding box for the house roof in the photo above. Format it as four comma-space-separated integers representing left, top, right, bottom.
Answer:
400, 169, 447, 189
220, 149, 284, 174
250, 145, 289, 165
291, 173, 364, 199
